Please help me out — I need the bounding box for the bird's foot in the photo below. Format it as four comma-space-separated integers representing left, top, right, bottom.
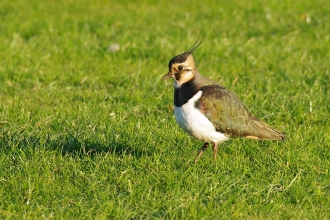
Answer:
194, 142, 209, 163
213, 143, 218, 161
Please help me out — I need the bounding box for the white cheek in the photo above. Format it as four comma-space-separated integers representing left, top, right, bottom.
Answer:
173, 70, 193, 89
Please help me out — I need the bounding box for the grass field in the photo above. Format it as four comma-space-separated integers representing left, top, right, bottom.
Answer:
0, 0, 329, 219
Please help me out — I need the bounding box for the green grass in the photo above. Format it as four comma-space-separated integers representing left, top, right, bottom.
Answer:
0, 0, 329, 219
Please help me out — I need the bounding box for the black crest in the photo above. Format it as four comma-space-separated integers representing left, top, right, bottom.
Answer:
168, 38, 204, 68
186, 37, 204, 54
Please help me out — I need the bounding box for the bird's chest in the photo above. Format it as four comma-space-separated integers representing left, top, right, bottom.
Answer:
174, 91, 228, 143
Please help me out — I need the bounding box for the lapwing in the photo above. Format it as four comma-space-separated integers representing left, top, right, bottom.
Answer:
162, 39, 285, 162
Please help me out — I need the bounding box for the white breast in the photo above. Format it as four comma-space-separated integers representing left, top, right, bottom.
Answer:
174, 91, 229, 143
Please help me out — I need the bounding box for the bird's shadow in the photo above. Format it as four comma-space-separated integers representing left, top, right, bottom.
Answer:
0, 130, 147, 159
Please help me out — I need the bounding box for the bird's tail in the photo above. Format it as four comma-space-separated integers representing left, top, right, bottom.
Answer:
245, 119, 286, 141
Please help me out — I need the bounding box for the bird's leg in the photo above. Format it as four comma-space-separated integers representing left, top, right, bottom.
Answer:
213, 142, 218, 161
194, 142, 209, 163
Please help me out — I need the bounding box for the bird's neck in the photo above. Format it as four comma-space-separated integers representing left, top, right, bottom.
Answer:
174, 70, 203, 107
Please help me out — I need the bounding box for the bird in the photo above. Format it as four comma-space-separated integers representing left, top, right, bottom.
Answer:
162, 39, 285, 162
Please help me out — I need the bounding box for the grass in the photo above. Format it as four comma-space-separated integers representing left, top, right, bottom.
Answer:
0, 0, 329, 219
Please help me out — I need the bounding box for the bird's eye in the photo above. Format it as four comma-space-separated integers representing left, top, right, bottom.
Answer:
178, 66, 183, 70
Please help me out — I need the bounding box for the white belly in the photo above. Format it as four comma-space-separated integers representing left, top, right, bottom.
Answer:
174, 91, 229, 143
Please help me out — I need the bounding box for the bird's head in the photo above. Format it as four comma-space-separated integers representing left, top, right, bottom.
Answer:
162, 39, 203, 88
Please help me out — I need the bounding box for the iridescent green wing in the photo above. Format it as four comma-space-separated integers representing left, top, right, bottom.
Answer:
195, 84, 284, 140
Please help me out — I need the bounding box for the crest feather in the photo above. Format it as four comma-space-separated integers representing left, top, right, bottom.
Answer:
187, 37, 204, 54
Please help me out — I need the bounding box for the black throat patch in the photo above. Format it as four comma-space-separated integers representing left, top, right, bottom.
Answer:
174, 79, 200, 107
